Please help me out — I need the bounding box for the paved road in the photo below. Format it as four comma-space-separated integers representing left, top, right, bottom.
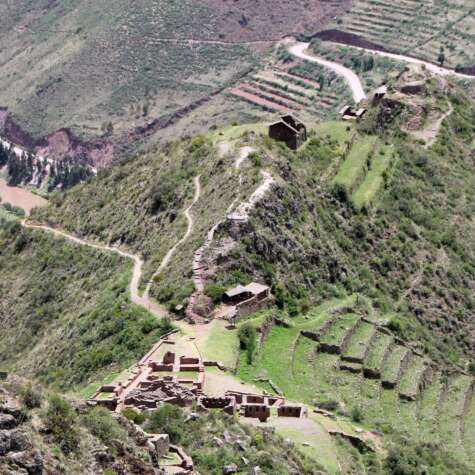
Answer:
288, 42, 367, 103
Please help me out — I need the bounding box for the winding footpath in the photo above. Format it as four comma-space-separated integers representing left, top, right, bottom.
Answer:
20, 175, 202, 319
143, 175, 201, 301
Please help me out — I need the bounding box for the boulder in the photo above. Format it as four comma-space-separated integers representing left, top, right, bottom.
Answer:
212, 436, 224, 447
0, 397, 23, 419
0, 430, 12, 455
9, 430, 32, 452
223, 463, 238, 474
0, 414, 18, 430
7, 450, 44, 475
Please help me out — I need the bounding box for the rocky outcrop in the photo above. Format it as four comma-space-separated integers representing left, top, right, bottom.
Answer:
0, 389, 43, 475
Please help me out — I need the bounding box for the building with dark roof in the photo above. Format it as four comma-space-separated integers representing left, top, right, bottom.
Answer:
268, 114, 307, 150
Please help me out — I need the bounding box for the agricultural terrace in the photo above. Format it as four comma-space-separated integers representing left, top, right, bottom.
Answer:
228, 45, 352, 122
335, 0, 475, 69
235, 296, 475, 465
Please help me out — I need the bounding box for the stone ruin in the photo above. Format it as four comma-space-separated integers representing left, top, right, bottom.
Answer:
198, 390, 307, 423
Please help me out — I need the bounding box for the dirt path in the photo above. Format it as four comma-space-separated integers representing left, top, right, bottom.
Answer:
144, 175, 201, 300
411, 102, 454, 147
288, 42, 367, 103
21, 175, 202, 319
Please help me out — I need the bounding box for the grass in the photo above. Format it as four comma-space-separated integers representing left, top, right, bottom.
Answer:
364, 332, 393, 374
276, 426, 340, 475
398, 357, 427, 399
313, 121, 354, 143
320, 313, 361, 349
342, 321, 376, 362
438, 375, 473, 462
332, 135, 378, 197
351, 144, 395, 211
200, 320, 239, 369
381, 346, 410, 386
418, 373, 443, 444
463, 388, 475, 462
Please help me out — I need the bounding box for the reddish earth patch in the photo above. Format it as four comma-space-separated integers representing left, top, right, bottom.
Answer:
240, 83, 304, 110
0, 178, 47, 216
312, 29, 388, 52
0, 111, 114, 168
197, 0, 351, 42
229, 87, 293, 113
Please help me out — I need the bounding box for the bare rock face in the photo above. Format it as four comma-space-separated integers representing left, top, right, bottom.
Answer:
6, 451, 44, 475
0, 413, 18, 430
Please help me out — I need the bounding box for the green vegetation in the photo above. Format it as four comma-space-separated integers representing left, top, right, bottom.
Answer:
0, 219, 172, 389
364, 332, 393, 376
335, 0, 475, 69
44, 395, 79, 453
332, 135, 378, 200
144, 403, 323, 475
352, 144, 395, 212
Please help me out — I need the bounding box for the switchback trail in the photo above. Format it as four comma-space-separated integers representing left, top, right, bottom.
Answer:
21, 175, 202, 319
144, 175, 201, 300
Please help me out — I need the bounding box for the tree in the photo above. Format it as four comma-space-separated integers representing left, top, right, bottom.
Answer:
438, 46, 445, 66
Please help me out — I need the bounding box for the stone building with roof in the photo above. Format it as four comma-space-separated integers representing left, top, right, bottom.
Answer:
268, 114, 307, 150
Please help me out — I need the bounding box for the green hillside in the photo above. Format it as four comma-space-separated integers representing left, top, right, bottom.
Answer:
0, 219, 172, 389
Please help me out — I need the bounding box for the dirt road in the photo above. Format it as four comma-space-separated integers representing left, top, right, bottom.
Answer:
288, 42, 367, 103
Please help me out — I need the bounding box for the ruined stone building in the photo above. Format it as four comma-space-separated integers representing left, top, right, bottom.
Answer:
268, 114, 307, 150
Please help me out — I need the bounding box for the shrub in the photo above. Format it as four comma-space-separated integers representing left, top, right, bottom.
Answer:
81, 407, 125, 445
44, 395, 79, 453
204, 284, 226, 304
19, 383, 42, 409
238, 324, 257, 364
146, 404, 185, 443
122, 407, 146, 425
351, 406, 363, 423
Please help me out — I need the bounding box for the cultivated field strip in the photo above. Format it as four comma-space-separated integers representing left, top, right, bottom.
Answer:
336, 0, 475, 67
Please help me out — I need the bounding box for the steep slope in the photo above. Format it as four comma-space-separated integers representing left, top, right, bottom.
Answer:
0, 0, 348, 160
0, 219, 172, 389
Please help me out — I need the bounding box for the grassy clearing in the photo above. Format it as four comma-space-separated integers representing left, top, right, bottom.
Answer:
237, 325, 300, 394
438, 375, 473, 462
342, 321, 376, 362
332, 135, 378, 198
418, 373, 443, 444
463, 389, 475, 462
364, 332, 393, 374
351, 144, 395, 211
312, 121, 354, 144
320, 313, 361, 349
200, 320, 239, 369
276, 425, 340, 475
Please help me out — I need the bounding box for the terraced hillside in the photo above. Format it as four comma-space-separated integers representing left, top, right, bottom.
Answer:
229, 56, 352, 121
335, 0, 475, 69
237, 299, 475, 465
0, 0, 349, 151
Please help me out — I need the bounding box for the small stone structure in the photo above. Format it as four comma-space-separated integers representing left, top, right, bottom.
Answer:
197, 396, 236, 415
277, 405, 308, 418
268, 114, 307, 150
223, 282, 272, 320
339, 105, 367, 121
372, 85, 388, 103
